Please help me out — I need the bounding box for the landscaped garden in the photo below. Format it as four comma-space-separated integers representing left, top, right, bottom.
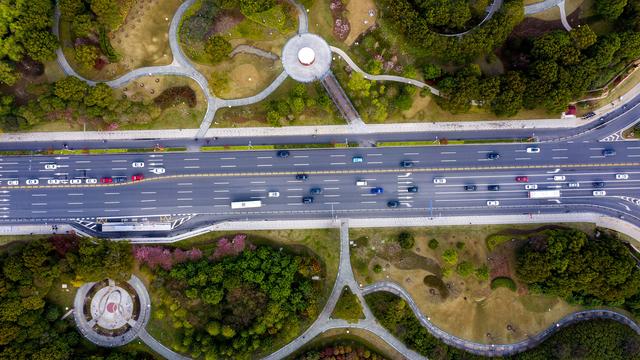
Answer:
350, 223, 640, 344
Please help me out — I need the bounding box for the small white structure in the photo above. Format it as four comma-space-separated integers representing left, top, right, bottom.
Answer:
298, 47, 316, 65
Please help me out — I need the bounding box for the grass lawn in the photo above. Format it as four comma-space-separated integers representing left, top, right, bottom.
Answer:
344, 0, 378, 46
582, 69, 640, 115
288, 329, 405, 360
330, 286, 365, 323
143, 228, 340, 356
59, 0, 180, 81
349, 223, 602, 344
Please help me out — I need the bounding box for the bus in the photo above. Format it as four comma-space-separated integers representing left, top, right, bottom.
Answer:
231, 200, 262, 209
528, 190, 560, 199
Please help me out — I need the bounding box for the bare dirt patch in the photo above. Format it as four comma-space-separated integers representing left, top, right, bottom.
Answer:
344, 0, 377, 45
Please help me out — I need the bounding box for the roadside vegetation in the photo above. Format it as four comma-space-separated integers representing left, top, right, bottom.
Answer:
292, 338, 388, 360
366, 291, 640, 359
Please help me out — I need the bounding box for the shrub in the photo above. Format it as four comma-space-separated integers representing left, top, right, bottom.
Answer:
331, 287, 364, 323
455, 241, 465, 250
373, 264, 382, 273
428, 239, 439, 249
486, 234, 513, 251
398, 231, 415, 249
475, 265, 489, 281
491, 277, 517, 291
456, 261, 474, 277
204, 35, 232, 64
153, 86, 197, 109
442, 249, 458, 265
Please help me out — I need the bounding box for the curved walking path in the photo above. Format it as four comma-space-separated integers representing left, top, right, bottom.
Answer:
524, 0, 564, 15
558, 0, 572, 31
439, 0, 504, 38
229, 45, 279, 60
330, 46, 440, 96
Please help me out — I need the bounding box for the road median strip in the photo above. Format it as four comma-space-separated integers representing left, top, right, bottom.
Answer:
0, 147, 187, 156
200, 142, 359, 151
376, 138, 529, 147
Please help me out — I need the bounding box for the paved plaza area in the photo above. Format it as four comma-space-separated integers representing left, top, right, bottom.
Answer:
282, 33, 332, 83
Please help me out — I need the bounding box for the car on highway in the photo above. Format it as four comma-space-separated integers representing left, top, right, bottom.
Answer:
515, 176, 528, 182
44, 163, 57, 170
70, 178, 82, 185
387, 200, 400, 208
524, 184, 538, 190
568, 182, 580, 188
602, 149, 616, 157
277, 150, 290, 158
352, 156, 364, 163
616, 173, 629, 180
302, 196, 314, 204
150, 167, 166, 174
486, 152, 500, 160
592, 181, 606, 188
487, 200, 500, 206
26, 179, 39, 185
268, 191, 280, 198
593, 190, 607, 197
132, 161, 145, 168
464, 185, 477, 191
101, 177, 113, 184
6, 179, 19, 186
488, 185, 500, 191
356, 180, 368, 186
132, 174, 144, 182
400, 160, 414, 168
114, 177, 127, 184
526, 147, 540, 153
310, 187, 323, 195
47, 179, 60, 185
553, 175, 566, 181
295, 174, 309, 181
86, 178, 98, 184
407, 186, 419, 193
370, 187, 384, 194
433, 177, 447, 184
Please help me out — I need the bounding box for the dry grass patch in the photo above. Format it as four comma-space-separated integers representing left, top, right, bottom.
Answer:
528, 5, 561, 21
344, 0, 377, 45
350, 224, 599, 344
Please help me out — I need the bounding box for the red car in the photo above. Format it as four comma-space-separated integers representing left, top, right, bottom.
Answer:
515, 176, 528, 183
100, 177, 113, 184
132, 174, 144, 182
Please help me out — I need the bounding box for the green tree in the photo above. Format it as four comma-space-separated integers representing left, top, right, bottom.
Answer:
290, 97, 305, 115
221, 325, 236, 338
0, 62, 18, 86
204, 35, 232, 64
423, 64, 442, 80
570, 25, 597, 49
54, 76, 90, 102
347, 73, 372, 97
456, 261, 473, 277
72, 14, 96, 38
74, 45, 100, 69
239, 0, 275, 14
428, 239, 439, 249
442, 249, 458, 265
84, 83, 115, 108
90, 0, 126, 30
21, 31, 57, 62
397, 232, 415, 249
474, 265, 489, 281
595, 0, 627, 20
59, 0, 85, 19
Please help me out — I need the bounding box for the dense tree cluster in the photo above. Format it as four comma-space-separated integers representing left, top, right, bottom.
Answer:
295, 342, 387, 360
0, 0, 58, 85
331, 287, 364, 323
265, 83, 331, 126
413, 0, 491, 34
148, 244, 323, 359
0, 236, 144, 358
516, 228, 640, 313
204, 35, 232, 64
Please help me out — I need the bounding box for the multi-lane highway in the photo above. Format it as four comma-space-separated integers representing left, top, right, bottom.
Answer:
1, 136, 639, 236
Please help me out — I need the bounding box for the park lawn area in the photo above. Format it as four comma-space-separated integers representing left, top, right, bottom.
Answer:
528, 4, 561, 21
582, 69, 640, 116
349, 223, 602, 344
330, 286, 365, 323
307, 0, 341, 46
288, 329, 404, 360
344, 0, 378, 46
59, 0, 180, 81
143, 228, 340, 355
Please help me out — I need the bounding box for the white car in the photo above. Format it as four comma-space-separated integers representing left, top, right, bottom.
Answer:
356, 180, 367, 186
524, 184, 538, 190
487, 200, 500, 206
568, 182, 580, 188
433, 178, 447, 184
268, 191, 280, 198
553, 175, 566, 181
44, 163, 57, 170
593, 190, 607, 196
70, 178, 82, 184
85, 178, 98, 184
150, 167, 165, 174
526, 147, 540, 153
47, 179, 60, 185
616, 173, 629, 180
6, 180, 18, 186
26, 179, 39, 185
132, 161, 145, 168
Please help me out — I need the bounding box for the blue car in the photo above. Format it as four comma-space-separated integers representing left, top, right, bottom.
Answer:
352, 156, 364, 163
370, 187, 384, 194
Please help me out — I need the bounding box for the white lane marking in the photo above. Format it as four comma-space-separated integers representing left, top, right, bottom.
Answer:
31, 194, 47, 197
324, 194, 340, 197
325, 187, 340, 190
257, 164, 272, 167
628, 155, 640, 158
626, 146, 640, 150
287, 188, 303, 191
178, 205, 193, 208
589, 155, 605, 159
287, 203, 303, 206
184, 158, 199, 161
31, 210, 47, 213
140, 199, 156, 203
214, 182, 229, 185
75, 160, 91, 164
184, 166, 200, 169
31, 203, 47, 206
477, 150, 491, 153
287, 180, 302, 183
323, 179, 339, 182
214, 204, 228, 208
361, 201, 377, 204
589, 147, 605, 150
0, 170, 19, 173
214, 190, 229, 193
294, 155, 309, 158
214, 197, 229, 200
294, 163, 309, 166
515, 158, 531, 161
141, 191, 156, 195
257, 156, 272, 159
552, 156, 568, 160
477, 159, 490, 161
220, 157, 236, 160
403, 152, 419, 155
368, 153, 382, 156
250, 196, 265, 199
111, 167, 127, 171
111, 160, 127, 163
67, 210, 83, 213
177, 190, 192, 194
178, 183, 192, 186
287, 195, 299, 198
141, 207, 157, 210
104, 209, 120, 212
105, 192, 120, 195
250, 181, 266, 184
104, 201, 120, 204
68, 193, 83, 196
360, 193, 377, 197
330, 162, 346, 165
551, 148, 568, 151
177, 198, 192, 201
367, 161, 383, 165
221, 165, 237, 168
330, 154, 345, 157
441, 159, 457, 163
324, 202, 340, 205
67, 202, 83, 205
250, 189, 266, 192
440, 151, 456, 154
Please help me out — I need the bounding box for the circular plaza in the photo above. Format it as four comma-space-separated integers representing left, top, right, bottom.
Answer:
73, 275, 150, 347
282, 33, 332, 83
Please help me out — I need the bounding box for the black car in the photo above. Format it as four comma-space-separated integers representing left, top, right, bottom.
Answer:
602, 149, 616, 157
488, 185, 500, 191
464, 185, 477, 191
276, 150, 290, 158
310, 187, 323, 195
387, 200, 400, 208
114, 177, 127, 184
400, 160, 414, 168
295, 174, 309, 181
592, 181, 606, 188
486, 152, 500, 160
302, 196, 314, 204
407, 186, 419, 193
